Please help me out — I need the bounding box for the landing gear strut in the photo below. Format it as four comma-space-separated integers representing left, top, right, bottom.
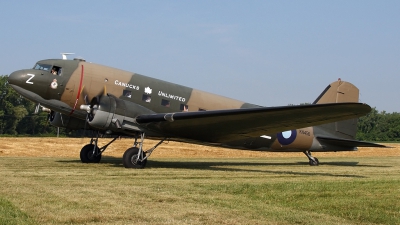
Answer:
122, 133, 165, 169
303, 151, 319, 166
80, 132, 118, 163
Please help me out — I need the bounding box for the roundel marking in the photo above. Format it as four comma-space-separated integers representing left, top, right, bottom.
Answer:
50, 79, 58, 89
277, 130, 297, 145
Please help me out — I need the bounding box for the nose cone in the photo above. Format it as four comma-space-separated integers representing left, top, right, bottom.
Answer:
8, 69, 56, 101
8, 70, 26, 86
8, 69, 44, 98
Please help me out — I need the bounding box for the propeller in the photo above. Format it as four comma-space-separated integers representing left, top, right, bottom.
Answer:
79, 84, 108, 141
79, 85, 107, 122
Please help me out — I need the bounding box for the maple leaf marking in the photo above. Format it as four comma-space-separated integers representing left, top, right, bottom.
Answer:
144, 87, 152, 94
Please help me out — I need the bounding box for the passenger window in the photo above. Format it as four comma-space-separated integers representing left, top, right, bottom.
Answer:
161, 99, 170, 107
123, 90, 132, 98
142, 94, 151, 102
180, 104, 189, 111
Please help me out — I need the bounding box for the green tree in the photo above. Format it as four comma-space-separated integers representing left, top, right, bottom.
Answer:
0, 75, 28, 134
0, 75, 57, 136
357, 108, 400, 142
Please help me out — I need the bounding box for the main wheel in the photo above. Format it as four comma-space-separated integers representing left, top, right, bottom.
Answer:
122, 147, 147, 169
80, 144, 102, 163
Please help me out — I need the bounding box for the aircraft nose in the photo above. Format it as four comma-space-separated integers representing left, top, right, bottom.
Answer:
8, 70, 24, 86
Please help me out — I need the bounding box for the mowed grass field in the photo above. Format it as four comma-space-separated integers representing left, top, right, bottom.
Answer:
0, 138, 399, 225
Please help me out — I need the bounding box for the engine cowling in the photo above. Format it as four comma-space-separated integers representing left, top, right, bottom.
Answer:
81, 94, 155, 133
49, 111, 86, 130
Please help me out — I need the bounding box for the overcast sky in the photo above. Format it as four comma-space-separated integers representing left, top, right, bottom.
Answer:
1, 1, 399, 112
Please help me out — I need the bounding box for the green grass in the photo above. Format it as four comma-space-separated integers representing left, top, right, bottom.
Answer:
0, 197, 37, 225
0, 156, 399, 224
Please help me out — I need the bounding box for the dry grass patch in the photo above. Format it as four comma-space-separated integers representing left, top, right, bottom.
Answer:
0, 137, 398, 159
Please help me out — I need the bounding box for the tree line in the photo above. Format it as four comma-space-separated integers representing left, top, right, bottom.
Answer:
0, 75, 78, 137
0, 75, 399, 141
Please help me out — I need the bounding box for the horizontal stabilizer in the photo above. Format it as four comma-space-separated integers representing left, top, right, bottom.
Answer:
317, 136, 388, 148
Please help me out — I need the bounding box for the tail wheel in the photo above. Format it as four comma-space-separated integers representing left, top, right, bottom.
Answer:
80, 144, 102, 163
309, 158, 319, 166
122, 147, 147, 169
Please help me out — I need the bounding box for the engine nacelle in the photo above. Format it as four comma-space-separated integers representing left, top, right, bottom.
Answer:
86, 94, 155, 133
49, 112, 86, 130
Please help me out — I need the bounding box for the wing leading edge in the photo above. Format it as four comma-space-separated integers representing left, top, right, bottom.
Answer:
136, 103, 371, 143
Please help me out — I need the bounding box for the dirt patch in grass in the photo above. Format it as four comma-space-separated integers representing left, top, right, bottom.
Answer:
0, 137, 398, 158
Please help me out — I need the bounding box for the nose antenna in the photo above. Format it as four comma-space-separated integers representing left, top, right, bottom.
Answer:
61, 53, 75, 60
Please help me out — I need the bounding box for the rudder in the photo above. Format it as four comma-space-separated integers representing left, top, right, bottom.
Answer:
313, 79, 359, 104
313, 79, 359, 139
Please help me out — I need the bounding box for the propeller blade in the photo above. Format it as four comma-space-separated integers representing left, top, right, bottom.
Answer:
94, 85, 107, 102
80, 85, 90, 105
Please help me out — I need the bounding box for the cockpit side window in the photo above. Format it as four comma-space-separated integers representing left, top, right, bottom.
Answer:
51, 66, 62, 76
33, 63, 52, 71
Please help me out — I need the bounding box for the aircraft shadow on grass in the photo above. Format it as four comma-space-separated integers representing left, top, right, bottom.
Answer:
56, 156, 391, 178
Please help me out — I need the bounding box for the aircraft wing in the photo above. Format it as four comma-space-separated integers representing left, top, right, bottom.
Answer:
136, 103, 371, 143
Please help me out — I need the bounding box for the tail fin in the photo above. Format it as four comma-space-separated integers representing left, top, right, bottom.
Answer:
313, 79, 359, 104
313, 79, 359, 139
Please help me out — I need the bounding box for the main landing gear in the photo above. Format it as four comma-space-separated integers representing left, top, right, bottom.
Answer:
80, 133, 118, 163
122, 133, 165, 169
303, 151, 319, 166
79, 132, 165, 169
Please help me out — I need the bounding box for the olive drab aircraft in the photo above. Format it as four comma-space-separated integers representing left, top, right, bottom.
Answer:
8, 55, 385, 168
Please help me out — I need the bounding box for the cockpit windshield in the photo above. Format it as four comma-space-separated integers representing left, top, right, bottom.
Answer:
33, 63, 52, 71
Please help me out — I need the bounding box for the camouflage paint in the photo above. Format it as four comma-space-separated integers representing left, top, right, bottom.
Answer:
8, 59, 362, 153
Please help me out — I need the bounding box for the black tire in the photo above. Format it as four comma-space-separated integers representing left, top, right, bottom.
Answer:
80, 144, 101, 163
122, 147, 147, 169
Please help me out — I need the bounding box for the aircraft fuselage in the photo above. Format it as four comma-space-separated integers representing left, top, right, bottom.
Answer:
8, 58, 359, 154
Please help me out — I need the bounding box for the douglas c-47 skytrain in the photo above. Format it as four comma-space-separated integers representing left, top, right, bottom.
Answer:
8, 55, 385, 168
